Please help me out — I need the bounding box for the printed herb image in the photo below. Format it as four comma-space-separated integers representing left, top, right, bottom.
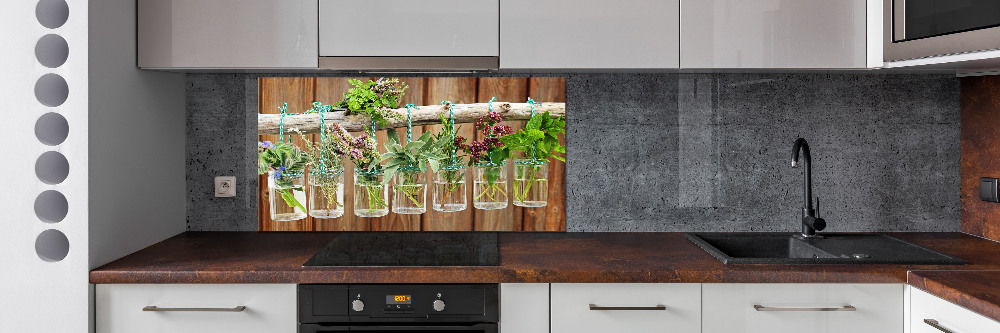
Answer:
459, 109, 513, 210
257, 140, 309, 221
255, 77, 568, 231
432, 113, 469, 212
381, 128, 448, 214
501, 110, 566, 207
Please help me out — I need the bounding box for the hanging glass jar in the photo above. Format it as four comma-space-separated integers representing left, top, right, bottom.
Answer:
268, 170, 307, 221
354, 170, 389, 217
308, 166, 345, 219
392, 166, 427, 214
473, 162, 508, 210
513, 159, 549, 207
433, 163, 467, 212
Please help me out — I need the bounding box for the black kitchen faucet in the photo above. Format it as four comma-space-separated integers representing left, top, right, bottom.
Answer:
791, 138, 826, 238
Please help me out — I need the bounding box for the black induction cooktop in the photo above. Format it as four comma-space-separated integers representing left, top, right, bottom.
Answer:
303, 232, 499, 267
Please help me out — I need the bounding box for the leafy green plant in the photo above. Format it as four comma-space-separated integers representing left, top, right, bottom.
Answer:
380, 128, 448, 208
459, 110, 513, 204
432, 113, 467, 210
501, 111, 566, 162
257, 141, 309, 212
333, 78, 407, 128
501, 111, 565, 204
293, 123, 350, 214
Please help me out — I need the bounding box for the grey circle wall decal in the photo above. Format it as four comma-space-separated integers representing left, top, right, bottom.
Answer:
35, 34, 69, 68
35, 229, 69, 262
35, 112, 69, 146
36, 0, 69, 29
34, 190, 68, 223
35, 151, 69, 185
34, 73, 69, 107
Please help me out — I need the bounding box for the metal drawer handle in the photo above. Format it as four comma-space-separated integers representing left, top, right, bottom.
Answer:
753, 305, 856, 312
924, 319, 955, 333
589, 304, 667, 311
143, 306, 247, 312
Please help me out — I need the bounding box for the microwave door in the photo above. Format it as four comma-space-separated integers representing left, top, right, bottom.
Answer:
896, 0, 1000, 42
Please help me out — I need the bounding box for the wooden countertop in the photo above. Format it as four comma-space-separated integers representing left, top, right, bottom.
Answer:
90, 231, 1000, 284
90, 232, 1000, 322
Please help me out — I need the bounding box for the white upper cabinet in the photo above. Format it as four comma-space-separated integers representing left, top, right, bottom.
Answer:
137, 0, 318, 69
319, 0, 499, 57
681, 0, 875, 68
500, 0, 681, 69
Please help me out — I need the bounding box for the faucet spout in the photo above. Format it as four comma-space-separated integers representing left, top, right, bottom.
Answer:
791, 138, 825, 237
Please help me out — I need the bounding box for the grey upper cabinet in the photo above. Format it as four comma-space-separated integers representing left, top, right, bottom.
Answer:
500, 0, 680, 69
681, 0, 875, 69
318, 0, 500, 70
319, 0, 499, 57
138, 0, 318, 69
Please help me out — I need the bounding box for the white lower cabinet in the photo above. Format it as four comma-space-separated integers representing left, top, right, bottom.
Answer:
500, 283, 549, 333
95, 284, 297, 333
702, 283, 903, 333
550, 283, 702, 333
910, 287, 1000, 333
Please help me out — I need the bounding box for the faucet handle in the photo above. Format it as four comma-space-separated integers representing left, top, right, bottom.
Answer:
815, 197, 820, 218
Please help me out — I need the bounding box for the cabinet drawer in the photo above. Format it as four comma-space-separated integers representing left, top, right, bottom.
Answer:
702, 284, 903, 333
96, 284, 296, 333
911, 288, 1000, 333
550, 283, 701, 333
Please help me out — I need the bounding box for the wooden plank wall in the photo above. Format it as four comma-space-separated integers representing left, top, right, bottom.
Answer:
258, 77, 566, 232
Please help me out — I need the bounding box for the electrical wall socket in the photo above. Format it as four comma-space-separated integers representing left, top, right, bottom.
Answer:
215, 176, 236, 197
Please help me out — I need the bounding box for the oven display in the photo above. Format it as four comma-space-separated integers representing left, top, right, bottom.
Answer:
386, 295, 412, 304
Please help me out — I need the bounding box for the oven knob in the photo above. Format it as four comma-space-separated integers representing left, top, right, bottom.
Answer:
352, 299, 365, 312
432, 299, 446, 312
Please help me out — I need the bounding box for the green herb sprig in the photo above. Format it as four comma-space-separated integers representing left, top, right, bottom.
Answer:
333, 78, 408, 129
501, 111, 566, 162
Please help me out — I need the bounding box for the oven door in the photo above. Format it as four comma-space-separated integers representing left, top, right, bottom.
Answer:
300, 323, 498, 333
885, 0, 1000, 61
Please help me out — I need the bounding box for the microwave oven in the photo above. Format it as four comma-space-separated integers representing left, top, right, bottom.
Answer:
884, 0, 1000, 62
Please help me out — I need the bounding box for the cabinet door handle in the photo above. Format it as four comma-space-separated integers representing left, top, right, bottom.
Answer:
753, 305, 856, 312
143, 306, 247, 312
589, 304, 667, 311
924, 319, 955, 333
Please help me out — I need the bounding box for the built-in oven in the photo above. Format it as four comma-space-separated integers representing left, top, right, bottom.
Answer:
299, 284, 498, 333
884, 0, 1000, 61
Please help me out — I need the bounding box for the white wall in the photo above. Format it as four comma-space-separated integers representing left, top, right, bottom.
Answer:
88, 0, 186, 270
0, 0, 185, 331
0, 0, 90, 331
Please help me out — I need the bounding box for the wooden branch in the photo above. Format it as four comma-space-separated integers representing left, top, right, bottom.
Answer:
258, 102, 565, 135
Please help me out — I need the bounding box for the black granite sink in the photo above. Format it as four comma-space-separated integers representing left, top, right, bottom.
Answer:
686, 233, 966, 265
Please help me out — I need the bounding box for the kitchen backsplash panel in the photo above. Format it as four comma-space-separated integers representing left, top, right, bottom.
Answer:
187, 73, 960, 232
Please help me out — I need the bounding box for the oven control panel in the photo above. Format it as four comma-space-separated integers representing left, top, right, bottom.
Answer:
299, 284, 498, 323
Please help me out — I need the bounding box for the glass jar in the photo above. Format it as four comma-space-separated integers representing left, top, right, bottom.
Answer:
354, 170, 389, 217
513, 159, 549, 207
308, 167, 345, 219
472, 162, 508, 210
392, 166, 427, 214
268, 170, 306, 221
433, 163, 467, 212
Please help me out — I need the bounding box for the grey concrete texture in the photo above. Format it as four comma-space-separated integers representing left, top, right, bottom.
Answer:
566, 73, 960, 232
186, 74, 259, 231
185, 73, 961, 232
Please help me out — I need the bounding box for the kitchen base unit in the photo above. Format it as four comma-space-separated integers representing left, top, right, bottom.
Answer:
95, 284, 296, 333
702, 283, 903, 333
910, 286, 1000, 333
